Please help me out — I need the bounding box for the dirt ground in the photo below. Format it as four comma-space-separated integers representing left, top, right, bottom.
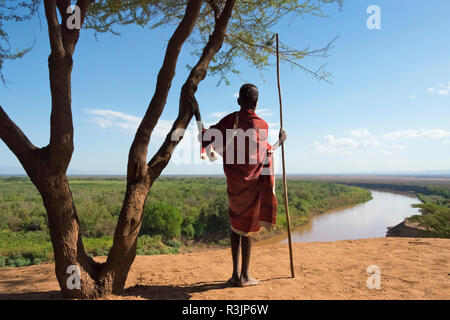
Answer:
0, 237, 449, 300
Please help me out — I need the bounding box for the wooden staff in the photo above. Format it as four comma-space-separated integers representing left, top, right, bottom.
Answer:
275, 33, 295, 278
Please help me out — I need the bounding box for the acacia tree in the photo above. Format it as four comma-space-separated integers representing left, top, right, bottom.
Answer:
0, 0, 342, 298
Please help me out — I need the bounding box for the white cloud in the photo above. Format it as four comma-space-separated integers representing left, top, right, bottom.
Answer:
210, 111, 228, 118
85, 109, 141, 130
347, 128, 371, 138
423, 129, 450, 139
378, 150, 394, 156
364, 150, 394, 156
312, 130, 402, 156
382, 129, 419, 140
324, 135, 359, 148
427, 82, 450, 96
388, 144, 406, 150
383, 129, 450, 140
312, 127, 450, 157
256, 108, 273, 117
360, 137, 381, 147
409, 94, 416, 100
84, 108, 172, 137
152, 119, 174, 137
311, 142, 342, 154
312, 135, 359, 154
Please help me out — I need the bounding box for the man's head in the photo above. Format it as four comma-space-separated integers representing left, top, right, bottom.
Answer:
238, 83, 258, 110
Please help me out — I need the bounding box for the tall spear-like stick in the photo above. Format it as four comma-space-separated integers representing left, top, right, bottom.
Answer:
274, 33, 295, 278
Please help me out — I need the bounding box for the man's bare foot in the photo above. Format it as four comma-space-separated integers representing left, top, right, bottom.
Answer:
228, 275, 241, 287
239, 274, 260, 287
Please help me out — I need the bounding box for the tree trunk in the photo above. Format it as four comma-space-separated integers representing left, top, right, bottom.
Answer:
38, 174, 103, 298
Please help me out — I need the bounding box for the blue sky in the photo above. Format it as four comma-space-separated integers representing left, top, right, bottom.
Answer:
1, 0, 449, 175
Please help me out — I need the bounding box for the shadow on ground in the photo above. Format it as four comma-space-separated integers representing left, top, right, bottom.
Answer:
122, 276, 291, 300
0, 276, 291, 300
0, 291, 62, 300
123, 281, 230, 300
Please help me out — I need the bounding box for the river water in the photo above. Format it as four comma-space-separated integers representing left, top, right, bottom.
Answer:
278, 190, 421, 243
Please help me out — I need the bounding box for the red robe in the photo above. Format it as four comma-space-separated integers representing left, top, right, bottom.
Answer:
202, 108, 277, 236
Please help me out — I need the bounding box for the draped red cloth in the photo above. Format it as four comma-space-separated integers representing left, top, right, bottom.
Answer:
202, 109, 277, 236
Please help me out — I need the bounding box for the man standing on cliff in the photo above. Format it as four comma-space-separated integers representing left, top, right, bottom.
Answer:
196, 83, 286, 287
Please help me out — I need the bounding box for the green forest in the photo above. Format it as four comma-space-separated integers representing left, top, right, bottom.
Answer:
0, 177, 372, 268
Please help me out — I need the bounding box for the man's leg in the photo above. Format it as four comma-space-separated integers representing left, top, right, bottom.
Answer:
229, 230, 241, 285
240, 235, 260, 286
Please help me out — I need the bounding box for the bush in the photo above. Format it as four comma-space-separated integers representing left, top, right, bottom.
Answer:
22, 216, 46, 232
6, 253, 31, 267
180, 206, 198, 240
410, 203, 450, 238
141, 202, 182, 240
83, 236, 113, 256
0, 230, 53, 266
164, 239, 182, 248
78, 203, 116, 238
137, 235, 179, 255
194, 196, 229, 241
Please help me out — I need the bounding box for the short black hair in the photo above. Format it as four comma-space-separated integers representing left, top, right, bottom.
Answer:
238, 83, 258, 109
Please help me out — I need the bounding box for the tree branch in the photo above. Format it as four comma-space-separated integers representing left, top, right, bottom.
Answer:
0, 105, 39, 173
207, 0, 221, 21
57, 0, 93, 56
56, 0, 71, 18
127, 0, 203, 184
148, 0, 236, 181
43, 0, 65, 58
46, 0, 94, 172
226, 32, 336, 82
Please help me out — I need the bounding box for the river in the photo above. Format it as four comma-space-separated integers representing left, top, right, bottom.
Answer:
277, 190, 421, 243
